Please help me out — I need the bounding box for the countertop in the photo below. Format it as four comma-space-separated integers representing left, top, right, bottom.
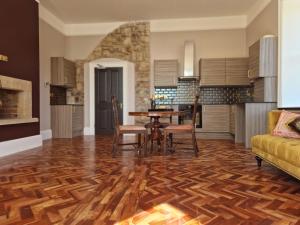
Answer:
51, 104, 84, 106
157, 101, 277, 106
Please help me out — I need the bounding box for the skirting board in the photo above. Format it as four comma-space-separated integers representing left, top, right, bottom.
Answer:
0, 135, 43, 158
40, 129, 52, 140
83, 127, 134, 136
84, 127, 95, 136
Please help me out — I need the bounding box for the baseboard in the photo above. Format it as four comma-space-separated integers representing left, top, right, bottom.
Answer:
0, 135, 43, 158
40, 129, 52, 140
84, 127, 95, 136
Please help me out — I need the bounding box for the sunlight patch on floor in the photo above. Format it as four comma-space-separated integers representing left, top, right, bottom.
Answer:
115, 203, 201, 225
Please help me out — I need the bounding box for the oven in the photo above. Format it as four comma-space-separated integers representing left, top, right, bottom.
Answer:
178, 104, 202, 128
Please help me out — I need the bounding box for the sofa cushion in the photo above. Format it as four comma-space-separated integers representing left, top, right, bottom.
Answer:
252, 134, 300, 167
273, 110, 300, 139
289, 117, 300, 134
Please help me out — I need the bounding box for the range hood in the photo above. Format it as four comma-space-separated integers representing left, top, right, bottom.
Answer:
178, 41, 199, 81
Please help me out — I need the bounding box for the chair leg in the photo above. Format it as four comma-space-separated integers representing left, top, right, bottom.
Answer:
150, 129, 154, 153
112, 134, 118, 157
169, 133, 173, 151
144, 132, 148, 157
137, 134, 142, 156
192, 132, 198, 157
163, 131, 168, 155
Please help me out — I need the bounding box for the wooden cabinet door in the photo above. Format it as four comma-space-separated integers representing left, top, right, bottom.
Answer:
200, 59, 226, 86
51, 57, 76, 87
226, 58, 250, 85
202, 105, 230, 132
248, 40, 260, 79
154, 60, 178, 87
51, 57, 64, 85
248, 36, 277, 80
229, 105, 236, 135
63, 58, 76, 87
72, 106, 84, 137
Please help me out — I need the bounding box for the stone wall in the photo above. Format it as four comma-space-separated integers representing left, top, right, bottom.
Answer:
70, 22, 151, 111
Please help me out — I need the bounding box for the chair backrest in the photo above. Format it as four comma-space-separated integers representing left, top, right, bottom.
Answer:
112, 96, 120, 134
192, 96, 200, 126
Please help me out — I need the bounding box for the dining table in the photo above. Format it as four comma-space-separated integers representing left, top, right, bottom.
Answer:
129, 110, 186, 151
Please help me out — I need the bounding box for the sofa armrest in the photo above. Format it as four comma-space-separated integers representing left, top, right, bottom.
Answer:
268, 110, 282, 134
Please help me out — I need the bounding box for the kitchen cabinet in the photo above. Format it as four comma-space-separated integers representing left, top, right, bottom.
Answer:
226, 58, 250, 85
248, 35, 277, 79
200, 58, 250, 86
244, 103, 277, 148
51, 57, 76, 87
51, 105, 83, 138
229, 105, 236, 135
253, 77, 277, 102
154, 60, 178, 87
202, 105, 230, 132
199, 58, 226, 86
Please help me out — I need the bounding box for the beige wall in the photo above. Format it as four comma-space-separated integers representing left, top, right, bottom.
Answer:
246, 0, 278, 47
150, 29, 247, 83
39, 19, 65, 131
65, 35, 104, 60
64, 29, 247, 93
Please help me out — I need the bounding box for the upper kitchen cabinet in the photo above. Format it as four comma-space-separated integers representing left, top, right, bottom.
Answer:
154, 60, 178, 87
248, 35, 277, 79
200, 58, 250, 86
199, 58, 226, 86
51, 57, 76, 87
225, 58, 250, 86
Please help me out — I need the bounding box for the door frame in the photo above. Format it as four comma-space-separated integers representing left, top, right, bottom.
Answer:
84, 58, 136, 135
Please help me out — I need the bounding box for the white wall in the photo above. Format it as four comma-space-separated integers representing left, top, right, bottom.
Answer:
246, 0, 278, 47
278, 0, 300, 108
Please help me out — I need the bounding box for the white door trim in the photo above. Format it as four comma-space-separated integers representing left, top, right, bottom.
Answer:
84, 58, 135, 135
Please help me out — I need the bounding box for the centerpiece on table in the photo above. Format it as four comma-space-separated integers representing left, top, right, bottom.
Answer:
149, 95, 168, 109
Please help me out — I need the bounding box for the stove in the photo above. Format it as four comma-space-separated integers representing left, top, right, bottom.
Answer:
178, 104, 202, 128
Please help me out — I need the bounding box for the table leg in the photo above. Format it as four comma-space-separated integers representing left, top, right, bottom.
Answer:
152, 117, 162, 151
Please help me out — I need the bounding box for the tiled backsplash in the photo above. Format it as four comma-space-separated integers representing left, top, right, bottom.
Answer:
199, 86, 253, 104
155, 81, 253, 105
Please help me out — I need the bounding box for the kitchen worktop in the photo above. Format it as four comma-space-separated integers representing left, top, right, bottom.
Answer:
51, 104, 84, 106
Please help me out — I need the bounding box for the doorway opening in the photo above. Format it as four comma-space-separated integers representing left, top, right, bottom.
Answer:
95, 67, 123, 135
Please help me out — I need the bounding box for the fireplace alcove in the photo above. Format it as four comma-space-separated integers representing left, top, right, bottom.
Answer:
0, 75, 39, 126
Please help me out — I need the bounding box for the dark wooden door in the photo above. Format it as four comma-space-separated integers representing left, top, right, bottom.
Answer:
95, 67, 123, 134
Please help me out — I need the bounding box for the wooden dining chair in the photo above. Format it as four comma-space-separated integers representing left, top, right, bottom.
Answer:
163, 96, 199, 156
112, 96, 148, 157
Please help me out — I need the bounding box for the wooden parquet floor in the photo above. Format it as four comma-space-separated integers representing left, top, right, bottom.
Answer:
0, 136, 300, 225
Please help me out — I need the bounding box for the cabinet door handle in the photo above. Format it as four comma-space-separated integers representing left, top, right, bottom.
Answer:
248, 69, 251, 78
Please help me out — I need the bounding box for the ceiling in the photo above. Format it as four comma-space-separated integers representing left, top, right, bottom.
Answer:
40, 0, 260, 24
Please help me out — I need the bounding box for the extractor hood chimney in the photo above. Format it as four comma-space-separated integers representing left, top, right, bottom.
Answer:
179, 41, 199, 81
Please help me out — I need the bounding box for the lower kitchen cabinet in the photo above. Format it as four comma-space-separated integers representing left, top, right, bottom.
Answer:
234, 103, 277, 148
202, 105, 230, 132
229, 105, 236, 135
245, 103, 277, 148
51, 105, 84, 138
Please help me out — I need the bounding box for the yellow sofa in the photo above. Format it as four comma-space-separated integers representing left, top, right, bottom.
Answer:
251, 110, 300, 180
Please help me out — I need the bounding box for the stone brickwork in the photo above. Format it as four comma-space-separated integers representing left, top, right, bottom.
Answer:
72, 22, 151, 112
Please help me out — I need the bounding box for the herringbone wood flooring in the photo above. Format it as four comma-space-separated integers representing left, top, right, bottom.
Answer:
0, 136, 299, 225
